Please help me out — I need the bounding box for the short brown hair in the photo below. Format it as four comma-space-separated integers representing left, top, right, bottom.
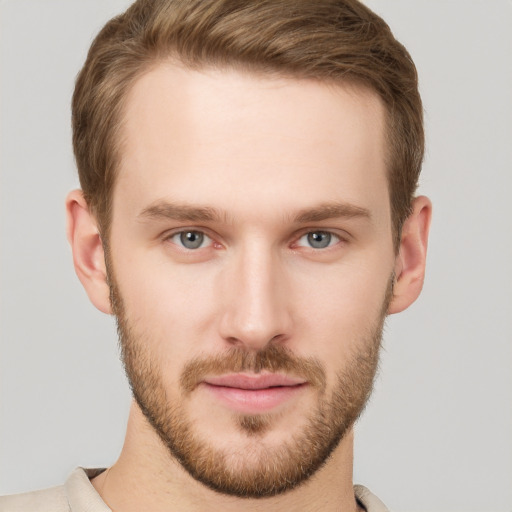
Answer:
72, 0, 423, 248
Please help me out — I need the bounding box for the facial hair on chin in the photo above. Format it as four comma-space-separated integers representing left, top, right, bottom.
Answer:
108, 263, 392, 498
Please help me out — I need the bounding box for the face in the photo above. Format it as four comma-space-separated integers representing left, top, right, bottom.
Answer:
107, 64, 396, 497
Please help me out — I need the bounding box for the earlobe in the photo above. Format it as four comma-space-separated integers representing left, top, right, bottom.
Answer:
66, 189, 112, 314
388, 196, 432, 314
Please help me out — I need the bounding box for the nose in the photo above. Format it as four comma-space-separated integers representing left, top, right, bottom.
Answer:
218, 242, 292, 351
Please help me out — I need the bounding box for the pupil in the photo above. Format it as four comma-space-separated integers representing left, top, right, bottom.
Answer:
180, 231, 204, 249
307, 231, 331, 248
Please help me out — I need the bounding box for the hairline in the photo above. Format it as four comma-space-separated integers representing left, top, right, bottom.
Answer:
98, 56, 399, 251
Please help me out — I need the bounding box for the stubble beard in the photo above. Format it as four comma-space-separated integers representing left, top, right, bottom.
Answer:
109, 270, 391, 498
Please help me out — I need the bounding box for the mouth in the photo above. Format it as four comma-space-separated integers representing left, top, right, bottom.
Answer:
201, 373, 308, 414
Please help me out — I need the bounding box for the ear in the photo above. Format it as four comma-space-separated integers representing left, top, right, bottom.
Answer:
66, 189, 112, 314
388, 196, 432, 314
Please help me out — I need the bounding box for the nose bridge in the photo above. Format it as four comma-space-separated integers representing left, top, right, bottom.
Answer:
220, 237, 290, 349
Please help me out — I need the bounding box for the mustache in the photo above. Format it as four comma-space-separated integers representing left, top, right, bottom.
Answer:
180, 344, 326, 394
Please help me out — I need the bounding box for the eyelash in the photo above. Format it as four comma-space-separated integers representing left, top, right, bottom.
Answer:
166, 230, 216, 250
294, 231, 341, 250
164, 228, 345, 252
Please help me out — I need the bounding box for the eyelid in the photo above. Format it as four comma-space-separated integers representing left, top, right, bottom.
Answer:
162, 227, 215, 247
160, 226, 349, 250
291, 228, 349, 249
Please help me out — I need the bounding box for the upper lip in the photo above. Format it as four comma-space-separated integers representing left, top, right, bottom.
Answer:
203, 373, 306, 390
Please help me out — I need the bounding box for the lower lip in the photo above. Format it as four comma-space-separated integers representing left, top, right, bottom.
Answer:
202, 383, 307, 414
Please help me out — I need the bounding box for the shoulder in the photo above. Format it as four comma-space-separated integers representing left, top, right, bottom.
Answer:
0, 485, 69, 512
354, 484, 390, 512
0, 467, 109, 512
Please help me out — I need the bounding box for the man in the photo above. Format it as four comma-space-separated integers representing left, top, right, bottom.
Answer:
1, 0, 431, 510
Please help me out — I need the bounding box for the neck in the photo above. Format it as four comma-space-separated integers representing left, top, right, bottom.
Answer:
92, 401, 361, 512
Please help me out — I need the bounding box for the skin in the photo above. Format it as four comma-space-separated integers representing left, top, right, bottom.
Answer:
66, 63, 431, 512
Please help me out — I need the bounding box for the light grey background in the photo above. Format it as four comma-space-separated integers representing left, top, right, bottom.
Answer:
1, 1, 511, 511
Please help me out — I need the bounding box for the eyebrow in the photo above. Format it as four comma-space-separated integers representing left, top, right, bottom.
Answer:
138, 201, 226, 223
292, 202, 371, 223
138, 200, 371, 224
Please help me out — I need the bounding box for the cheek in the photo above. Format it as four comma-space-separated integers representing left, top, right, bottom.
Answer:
292, 260, 390, 365
111, 250, 221, 363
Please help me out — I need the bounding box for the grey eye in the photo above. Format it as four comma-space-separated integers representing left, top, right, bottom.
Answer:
300, 231, 336, 249
176, 231, 206, 249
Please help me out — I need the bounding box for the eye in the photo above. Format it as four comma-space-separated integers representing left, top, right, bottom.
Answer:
296, 231, 340, 249
170, 230, 212, 250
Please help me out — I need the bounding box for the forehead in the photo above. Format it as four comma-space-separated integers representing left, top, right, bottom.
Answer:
115, 63, 388, 222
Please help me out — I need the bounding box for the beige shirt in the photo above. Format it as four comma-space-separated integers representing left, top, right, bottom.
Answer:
0, 468, 389, 511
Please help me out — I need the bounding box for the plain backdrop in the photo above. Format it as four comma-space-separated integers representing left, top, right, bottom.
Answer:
1, 1, 511, 511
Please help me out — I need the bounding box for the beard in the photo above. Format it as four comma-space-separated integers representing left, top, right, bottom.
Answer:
108, 267, 391, 498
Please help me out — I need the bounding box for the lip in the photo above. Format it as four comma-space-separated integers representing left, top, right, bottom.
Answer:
201, 373, 307, 414
204, 373, 306, 390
